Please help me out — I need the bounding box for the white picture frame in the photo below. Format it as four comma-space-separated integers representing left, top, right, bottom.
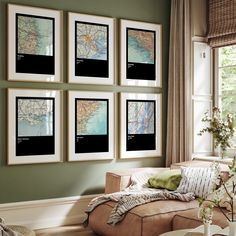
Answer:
8, 89, 62, 165
68, 91, 114, 161
120, 19, 162, 87
8, 4, 62, 82
68, 12, 115, 85
120, 92, 162, 158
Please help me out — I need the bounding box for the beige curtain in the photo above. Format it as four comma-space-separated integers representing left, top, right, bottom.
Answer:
208, 0, 236, 48
166, 0, 192, 167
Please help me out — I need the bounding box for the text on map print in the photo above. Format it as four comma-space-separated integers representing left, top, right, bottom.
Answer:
126, 28, 156, 81
75, 98, 109, 154
16, 97, 55, 156
75, 21, 109, 78
16, 13, 55, 75
126, 100, 156, 151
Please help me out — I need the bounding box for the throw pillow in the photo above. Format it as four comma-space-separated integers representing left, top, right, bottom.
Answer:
148, 169, 182, 191
176, 167, 218, 198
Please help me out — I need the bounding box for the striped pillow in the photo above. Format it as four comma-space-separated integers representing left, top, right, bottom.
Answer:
176, 167, 217, 198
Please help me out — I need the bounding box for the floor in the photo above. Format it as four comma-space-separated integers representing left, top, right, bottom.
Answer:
35, 225, 98, 236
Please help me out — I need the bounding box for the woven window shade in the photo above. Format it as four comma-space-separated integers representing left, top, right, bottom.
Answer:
208, 0, 236, 48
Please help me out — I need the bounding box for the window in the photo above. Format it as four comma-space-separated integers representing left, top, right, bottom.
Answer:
216, 45, 236, 148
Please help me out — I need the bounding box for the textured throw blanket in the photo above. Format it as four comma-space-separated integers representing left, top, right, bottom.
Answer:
85, 188, 195, 226
0, 218, 22, 236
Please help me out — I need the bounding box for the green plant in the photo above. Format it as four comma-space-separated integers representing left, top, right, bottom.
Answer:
199, 107, 235, 156
199, 159, 236, 223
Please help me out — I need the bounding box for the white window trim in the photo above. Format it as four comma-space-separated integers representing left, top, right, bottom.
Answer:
214, 47, 236, 158
191, 41, 214, 159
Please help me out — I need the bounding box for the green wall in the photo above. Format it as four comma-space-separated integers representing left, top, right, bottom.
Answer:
0, 0, 170, 203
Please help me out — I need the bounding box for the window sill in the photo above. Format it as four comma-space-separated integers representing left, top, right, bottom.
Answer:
193, 155, 233, 165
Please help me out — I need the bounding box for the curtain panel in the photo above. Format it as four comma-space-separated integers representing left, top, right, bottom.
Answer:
208, 0, 236, 48
166, 0, 192, 167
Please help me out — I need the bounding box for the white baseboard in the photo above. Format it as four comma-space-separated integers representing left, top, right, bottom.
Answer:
0, 194, 99, 230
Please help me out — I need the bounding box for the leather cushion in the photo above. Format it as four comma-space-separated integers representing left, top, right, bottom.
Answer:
89, 200, 198, 236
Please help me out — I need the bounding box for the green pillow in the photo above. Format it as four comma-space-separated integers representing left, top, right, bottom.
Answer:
148, 169, 182, 191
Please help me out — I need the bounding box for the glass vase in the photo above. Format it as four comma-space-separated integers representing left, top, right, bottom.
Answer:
204, 222, 211, 236
228, 221, 236, 236
218, 147, 226, 159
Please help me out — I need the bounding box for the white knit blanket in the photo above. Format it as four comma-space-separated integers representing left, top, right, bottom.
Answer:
85, 188, 195, 226
0, 219, 22, 236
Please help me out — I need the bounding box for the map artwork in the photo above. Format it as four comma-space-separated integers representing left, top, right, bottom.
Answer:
76, 100, 107, 135
17, 15, 53, 56
128, 29, 154, 64
17, 98, 54, 137
128, 101, 155, 135
76, 22, 107, 60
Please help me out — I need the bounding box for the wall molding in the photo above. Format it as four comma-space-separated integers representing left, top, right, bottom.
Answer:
0, 194, 99, 230
192, 36, 207, 42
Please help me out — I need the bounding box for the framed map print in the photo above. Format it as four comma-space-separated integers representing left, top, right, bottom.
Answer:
8, 89, 62, 165
120, 93, 162, 159
120, 19, 162, 87
68, 12, 114, 85
8, 4, 62, 82
68, 91, 114, 161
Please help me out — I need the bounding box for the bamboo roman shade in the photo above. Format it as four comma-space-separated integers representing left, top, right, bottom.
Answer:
208, 0, 236, 48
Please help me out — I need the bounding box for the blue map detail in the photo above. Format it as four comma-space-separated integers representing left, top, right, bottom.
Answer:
128, 101, 155, 134
128, 36, 154, 64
